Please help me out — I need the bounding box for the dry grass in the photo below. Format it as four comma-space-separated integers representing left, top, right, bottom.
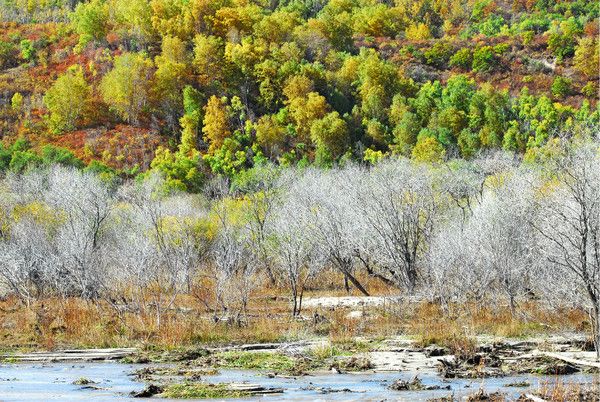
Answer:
532, 378, 600, 401
0, 283, 589, 352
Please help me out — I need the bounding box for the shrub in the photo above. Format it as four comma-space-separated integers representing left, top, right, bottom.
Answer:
0, 41, 18, 69
9, 150, 41, 173
11, 93, 23, 112
40, 145, 85, 168
424, 42, 453, 68
551, 76, 572, 98
449, 48, 473, 70
472, 46, 496, 73
581, 81, 597, 97
522, 30, 535, 44
19, 39, 35, 62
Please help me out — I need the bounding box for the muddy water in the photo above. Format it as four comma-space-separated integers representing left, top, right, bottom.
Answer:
0, 362, 596, 401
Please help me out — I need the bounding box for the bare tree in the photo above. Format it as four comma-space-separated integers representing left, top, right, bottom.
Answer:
292, 167, 370, 295
357, 159, 438, 293
234, 164, 281, 285
533, 142, 600, 359
120, 175, 195, 327
0, 218, 55, 304
211, 197, 257, 325
42, 167, 114, 299
271, 176, 324, 316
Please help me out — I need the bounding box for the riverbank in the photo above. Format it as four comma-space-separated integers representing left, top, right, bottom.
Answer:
1, 294, 599, 400
0, 294, 591, 351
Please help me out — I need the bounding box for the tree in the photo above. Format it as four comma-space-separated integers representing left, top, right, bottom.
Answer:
150, 0, 194, 40
0, 216, 55, 304
255, 114, 287, 159
272, 188, 322, 315
392, 111, 420, 155
154, 35, 191, 131
210, 197, 257, 324
573, 37, 599, 78
149, 146, 204, 193
100, 52, 154, 125
356, 159, 438, 293
44, 67, 91, 133
110, 0, 154, 48
70, 0, 109, 49
193, 34, 225, 87
287, 92, 329, 143
310, 111, 350, 163
120, 175, 205, 327
533, 141, 600, 359
468, 171, 538, 314
412, 136, 445, 163
42, 167, 114, 298
295, 167, 370, 296
202, 95, 231, 154
547, 18, 581, 61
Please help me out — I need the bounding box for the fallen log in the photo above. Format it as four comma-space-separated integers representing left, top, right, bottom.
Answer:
539, 352, 600, 369
227, 383, 283, 394
1, 348, 137, 362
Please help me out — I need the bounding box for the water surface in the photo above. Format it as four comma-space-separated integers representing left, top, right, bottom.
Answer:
0, 362, 596, 401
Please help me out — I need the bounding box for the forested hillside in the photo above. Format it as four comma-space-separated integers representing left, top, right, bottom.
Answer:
0, 0, 598, 190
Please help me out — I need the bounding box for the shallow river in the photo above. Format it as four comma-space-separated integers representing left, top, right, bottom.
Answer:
0, 362, 596, 401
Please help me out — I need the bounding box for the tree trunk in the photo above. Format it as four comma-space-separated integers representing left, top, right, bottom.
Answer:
344, 271, 370, 296
593, 306, 600, 361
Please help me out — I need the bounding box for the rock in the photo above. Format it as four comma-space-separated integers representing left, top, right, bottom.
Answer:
389, 375, 450, 391
426, 397, 455, 402
425, 345, 448, 357
301, 385, 354, 394
465, 389, 506, 401
332, 356, 373, 372
172, 347, 209, 361
72, 377, 96, 385
131, 384, 164, 398
503, 381, 530, 387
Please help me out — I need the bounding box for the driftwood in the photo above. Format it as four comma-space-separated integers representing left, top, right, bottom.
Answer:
539, 352, 600, 369
1, 348, 137, 362
523, 394, 547, 402
514, 350, 600, 369
227, 383, 283, 395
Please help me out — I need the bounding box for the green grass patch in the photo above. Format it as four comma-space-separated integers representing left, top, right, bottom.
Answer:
161, 383, 250, 399
215, 351, 295, 371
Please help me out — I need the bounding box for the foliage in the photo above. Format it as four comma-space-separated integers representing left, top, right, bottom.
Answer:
472, 46, 496, 73
551, 76, 572, 99
573, 37, 599, 78
412, 136, 445, 163
99, 52, 154, 125
0, 0, 596, 185
71, 0, 109, 50
43, 67, 91, 133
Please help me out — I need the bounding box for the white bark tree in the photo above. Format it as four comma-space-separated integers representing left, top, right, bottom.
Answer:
533, 142, 600, 359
